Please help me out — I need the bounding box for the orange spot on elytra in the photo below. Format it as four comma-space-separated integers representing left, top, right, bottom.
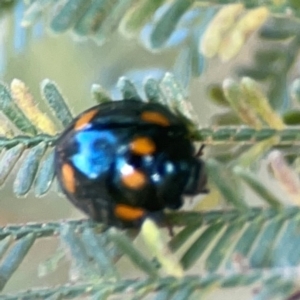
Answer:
141, 111, 170, 126
121, 169, 147, 189
61, 163, 76, 193
130, 137, 155, 155
114, 204, 145, 221
74, 109, 98, 130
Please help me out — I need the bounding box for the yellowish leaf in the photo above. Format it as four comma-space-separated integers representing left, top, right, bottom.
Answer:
11, 79, 57, 135
141, 218, 183, 278
220, 7, 269, 61
193, 189, 221, 210
0, 117, 14, 137
223, 78, 262, 129
236, 136, 280, 168
241, 77, 285, 130
200, 4, 244, 57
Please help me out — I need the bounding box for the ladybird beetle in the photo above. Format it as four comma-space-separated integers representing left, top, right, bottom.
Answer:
55, 99, 207, 228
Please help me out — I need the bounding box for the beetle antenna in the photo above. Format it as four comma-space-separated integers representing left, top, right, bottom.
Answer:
196, 144, 205, 157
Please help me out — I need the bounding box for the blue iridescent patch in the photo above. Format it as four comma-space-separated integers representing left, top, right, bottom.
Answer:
71, 130, 117, 178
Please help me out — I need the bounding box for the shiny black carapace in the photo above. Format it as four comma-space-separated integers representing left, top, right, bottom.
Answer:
55, 99, 207, 227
